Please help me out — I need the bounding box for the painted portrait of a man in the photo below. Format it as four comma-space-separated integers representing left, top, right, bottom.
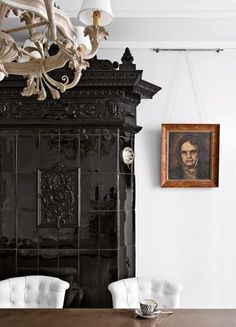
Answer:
168, 132, 211, 180
161, 124, 220, 188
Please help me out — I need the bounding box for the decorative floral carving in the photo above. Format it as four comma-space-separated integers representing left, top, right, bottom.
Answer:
106, 100, 118, 115
88, 56, 118, 71
0, 100, 7, 117
38, 163, 80, 228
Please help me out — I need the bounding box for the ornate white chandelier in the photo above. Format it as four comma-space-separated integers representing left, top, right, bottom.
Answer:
0, 0, 113, 100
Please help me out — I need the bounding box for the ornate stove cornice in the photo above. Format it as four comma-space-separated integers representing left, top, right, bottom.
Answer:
0, 48, 160, 132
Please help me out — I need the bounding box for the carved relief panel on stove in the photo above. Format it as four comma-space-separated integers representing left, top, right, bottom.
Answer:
37, 163, 80, 228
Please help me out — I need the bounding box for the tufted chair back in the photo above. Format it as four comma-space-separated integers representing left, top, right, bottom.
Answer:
108, 277, 183, 309
0, 276, 70, 308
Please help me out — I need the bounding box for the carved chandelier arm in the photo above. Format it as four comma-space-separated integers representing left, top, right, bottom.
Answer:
0, 4, 11, 28
82, 42, 99, 60
4, 51, 69, 75
20, 46, 42, 59
2, 21, 48, 34
0, 0, 49, 20
42, 66, 84, 91
81, 25, 109, 60
52, 6, 78, 43
4, 47, 88, 101
44, 0, 57, 41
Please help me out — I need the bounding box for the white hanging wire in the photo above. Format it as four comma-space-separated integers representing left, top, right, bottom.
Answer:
185, 51, 209, 123
162, 51, 209, 123
162, 52, 185, 122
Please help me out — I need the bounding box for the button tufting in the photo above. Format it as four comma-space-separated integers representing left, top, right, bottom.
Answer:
108, 277, 184, 309
0, 276, 69, 308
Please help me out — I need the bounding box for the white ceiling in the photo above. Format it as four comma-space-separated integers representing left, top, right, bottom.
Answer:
58, 0, 236, 18
63, 0, 236, 49
4, 0, 236, 49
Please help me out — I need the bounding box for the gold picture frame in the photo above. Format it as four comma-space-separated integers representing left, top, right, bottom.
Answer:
161, 124, 220, 188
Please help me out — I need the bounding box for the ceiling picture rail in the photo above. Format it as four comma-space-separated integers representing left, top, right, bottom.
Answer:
153, 48, 223, 53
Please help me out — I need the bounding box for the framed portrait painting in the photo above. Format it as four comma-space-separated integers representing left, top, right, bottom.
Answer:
161, 124, 220, 188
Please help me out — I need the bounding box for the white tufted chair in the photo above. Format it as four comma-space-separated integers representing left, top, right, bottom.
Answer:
0, 276, 70, 308
108, 277, 183, 309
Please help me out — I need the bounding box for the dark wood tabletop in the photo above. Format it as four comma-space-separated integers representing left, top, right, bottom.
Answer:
0, 309, 236, 327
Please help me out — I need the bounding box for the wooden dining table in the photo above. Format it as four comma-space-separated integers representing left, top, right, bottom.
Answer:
0, 308, 236, 327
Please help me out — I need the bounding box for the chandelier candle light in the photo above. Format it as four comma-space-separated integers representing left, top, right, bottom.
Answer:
0, 0, 113, 100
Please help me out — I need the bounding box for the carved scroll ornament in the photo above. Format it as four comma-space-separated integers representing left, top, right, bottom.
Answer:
37, 163, 80, 228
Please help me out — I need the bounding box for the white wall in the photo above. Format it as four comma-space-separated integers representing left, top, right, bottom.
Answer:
99, 48, 236, 308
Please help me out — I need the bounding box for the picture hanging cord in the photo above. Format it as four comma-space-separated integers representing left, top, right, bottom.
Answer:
162, 51, 209, 123
185, 51, 209, 123
163, 52, 185, 122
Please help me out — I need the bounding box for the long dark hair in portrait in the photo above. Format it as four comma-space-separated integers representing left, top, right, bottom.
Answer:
168, 132, 211, 180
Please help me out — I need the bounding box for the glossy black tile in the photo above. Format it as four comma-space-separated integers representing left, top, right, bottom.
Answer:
119, 247, 128, 280
81, 128, 100, 135
80, 288, 100, 308
100, 212, 117, 249
80, 134, 99, 172
100, 173, 117, 210
17, 249, 38, 276
65, 287, 84, 308
79, 250, 99, 288
100, 289, 112, 308
119, 211, 135, 247
0, 250, 16, 280
0, 210, 16, 249
126, 245, 135, 277
119, 246, 135, 279
100, 250, 118, 287
81, 173, 99, 211
17, 210, 38, 249
17, 135, 39, 173
0, 129, 17, 134
40, 129, 59, 135
119, 174, 135, 211
79, 212, 99, 249
17, 173, 36, 210
59, 249, 79, 281
100, 132, 117, 172
59, 249, 80, 306
58, 228, 78, 249
119, 137, 132, 150
101, 129, 117, 136
119, 129, 134, 139
0, 173, 15, 210
39, 134, 59, 168
17, 128, 40, 134
0, 125, 136, 307
39, 249, 59, 277
0, 135, 15, 172
60, 129, 80, 135
59, 135, 79, 168
38, 228, 58, 249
